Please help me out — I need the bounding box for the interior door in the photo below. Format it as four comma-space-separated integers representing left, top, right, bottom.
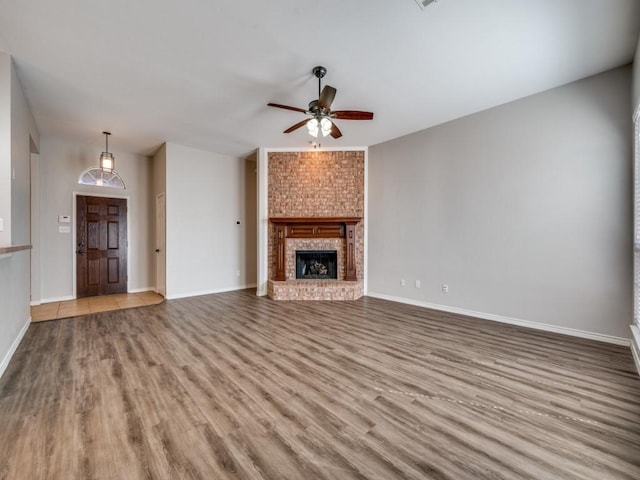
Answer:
155, 193, 166, 297
76, 195, 127, 298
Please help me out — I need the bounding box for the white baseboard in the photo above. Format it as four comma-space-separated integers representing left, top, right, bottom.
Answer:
40, 295, 74, 304
128, 287, 155, 293
166, 284, 257, 300
630, 325, 640, 375
0, 317, 30, 379
30, 300, 41, 306
366, 292, 631, 346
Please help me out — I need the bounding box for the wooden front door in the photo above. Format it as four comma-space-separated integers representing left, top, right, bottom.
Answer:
76, 195, 127, 298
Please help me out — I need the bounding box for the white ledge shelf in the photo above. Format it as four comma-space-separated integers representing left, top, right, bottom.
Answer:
0, 244, 32, 255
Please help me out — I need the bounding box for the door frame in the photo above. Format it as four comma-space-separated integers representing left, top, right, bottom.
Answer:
72, 191, 131, 299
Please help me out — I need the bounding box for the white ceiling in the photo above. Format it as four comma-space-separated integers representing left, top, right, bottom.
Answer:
0, 0, 638, 157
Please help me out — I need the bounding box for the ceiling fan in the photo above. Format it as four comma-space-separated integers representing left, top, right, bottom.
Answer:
267, 66, 374, 139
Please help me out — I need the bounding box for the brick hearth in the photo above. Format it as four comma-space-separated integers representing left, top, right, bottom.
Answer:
267, 279, 364, 301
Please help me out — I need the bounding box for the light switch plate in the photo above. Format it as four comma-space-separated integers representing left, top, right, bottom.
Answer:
58, 225, 71, 233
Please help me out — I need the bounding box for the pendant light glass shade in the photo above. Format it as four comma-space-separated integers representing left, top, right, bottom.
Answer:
320, 117, 332, 137
100, 152, 114, 172
99, 131, 115, 172
306, 118, 319, 137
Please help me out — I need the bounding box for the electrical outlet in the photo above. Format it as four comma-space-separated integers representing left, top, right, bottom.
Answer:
400, 279, 406, 286
415, 280, 421, 288
442, 284, 449, 293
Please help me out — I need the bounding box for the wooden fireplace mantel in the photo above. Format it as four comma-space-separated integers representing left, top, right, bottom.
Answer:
269, 217, 362, 281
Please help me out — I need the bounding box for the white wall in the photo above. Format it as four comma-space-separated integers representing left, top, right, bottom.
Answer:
164, 143, 251, 298
0, 53, 39, 377
368, 66, 633, 342
0, 54, 10, 246
634, 34, 640, 113
39, 137, 154, 301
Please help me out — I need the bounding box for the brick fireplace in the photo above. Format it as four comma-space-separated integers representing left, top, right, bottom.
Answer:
267, 150, 364, 300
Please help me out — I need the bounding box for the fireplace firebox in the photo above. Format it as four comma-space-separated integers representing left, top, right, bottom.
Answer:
296, 250, 337, 280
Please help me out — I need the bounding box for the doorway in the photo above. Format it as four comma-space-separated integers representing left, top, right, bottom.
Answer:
76, 195, 128, 298
155, 193, 166, 297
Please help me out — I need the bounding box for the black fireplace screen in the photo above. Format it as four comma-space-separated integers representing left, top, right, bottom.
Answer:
295, 250, 338, 279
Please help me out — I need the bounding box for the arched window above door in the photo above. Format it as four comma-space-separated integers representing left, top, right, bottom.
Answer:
78, 168, 125, 189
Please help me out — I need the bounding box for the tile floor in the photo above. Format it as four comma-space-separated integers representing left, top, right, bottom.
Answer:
30, 291, 164, 322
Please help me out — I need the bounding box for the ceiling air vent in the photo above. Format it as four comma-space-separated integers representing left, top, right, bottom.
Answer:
415, 0, 437, 9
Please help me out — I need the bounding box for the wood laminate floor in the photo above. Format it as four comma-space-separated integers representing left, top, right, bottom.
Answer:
1, 289, 639, 479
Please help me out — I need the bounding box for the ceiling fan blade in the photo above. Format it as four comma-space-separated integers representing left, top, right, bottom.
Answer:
318, 86, 337, 110
283, 119, 309, 134
330, 122, 343, 139
267, 103, 307, 114
332, 110, 374, 120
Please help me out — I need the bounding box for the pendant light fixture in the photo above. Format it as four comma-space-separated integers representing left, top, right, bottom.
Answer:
99, 131, 115, 172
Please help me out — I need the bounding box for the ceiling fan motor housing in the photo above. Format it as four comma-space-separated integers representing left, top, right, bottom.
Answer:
312, 66, 327, 79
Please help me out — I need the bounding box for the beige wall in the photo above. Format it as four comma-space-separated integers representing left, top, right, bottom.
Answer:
39, 137, 154, 301
153, 142, 166, 198
368, 66, 633, 342
163, 143, 254, 298
11, 62, 39, 245
244, 154, 257, 285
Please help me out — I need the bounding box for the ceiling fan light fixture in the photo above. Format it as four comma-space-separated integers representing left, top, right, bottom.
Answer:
307, 118, 319, 137
320, 117, 332, 137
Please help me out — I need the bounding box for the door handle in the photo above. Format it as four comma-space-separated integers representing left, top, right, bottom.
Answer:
155, 249, 160, 253
76, 250, 85, 255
